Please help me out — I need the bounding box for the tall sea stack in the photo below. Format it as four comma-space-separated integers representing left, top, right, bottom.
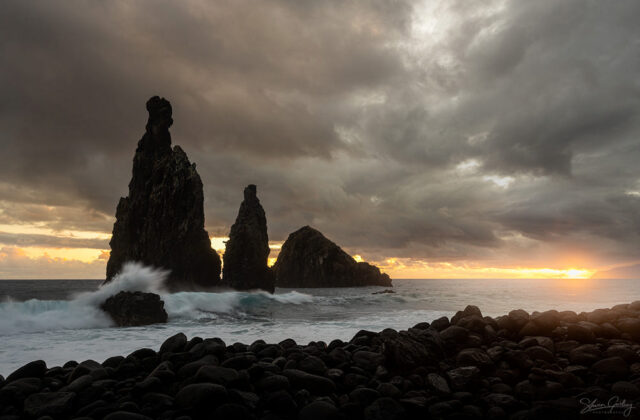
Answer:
222, 185, 275, 293
274, 226, 392, 288
105, 96, 221, 290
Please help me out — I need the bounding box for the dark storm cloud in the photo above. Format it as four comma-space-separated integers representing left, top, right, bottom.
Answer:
0, 232, 107, 250
0, 0, 639, 271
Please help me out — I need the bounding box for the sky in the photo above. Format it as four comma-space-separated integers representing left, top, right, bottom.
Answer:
0, 0, 639, 279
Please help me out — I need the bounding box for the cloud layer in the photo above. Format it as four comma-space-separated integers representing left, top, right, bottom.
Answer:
1, 0, 639, 277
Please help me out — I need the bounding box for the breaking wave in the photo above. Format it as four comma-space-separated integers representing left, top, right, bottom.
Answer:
0, 263, 314, 335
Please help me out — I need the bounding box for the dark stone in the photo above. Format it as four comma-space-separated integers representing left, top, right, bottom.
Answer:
381, 330, 443, 372
376, 383, 402, 398
525, 346, 555, 362
616, 318, 640, 340
298, 355, 327, 375
569, 344, 601, 365
350, 388, 380, 406
221, 185, 274, 292
591, 356, 628, 380
567, 324, 596, 342
23, 392, 75, 418
299, 401, 343, 420
255, 374, 289, 392
282, 369, 336, 395
456, 348, 493, 369
364, 397, 406, 420
100, 291, 168, 326
103, 412, 153, 420
105, 96, 221, 290
372, 289, 395, 295
431, 316, 450, 331
447, 367, 480, 390
451, 305, 483, 325
195, 366, 239, 386
263, 390, 298, 417
508, 309, 530, 330
159, 333, 187, 354
426, 373, 451, 395
214, 403, 255, 420
611, 381, 640, 399
440, 326, 469, 343
0, 378, 42, 401
175, 383, 228, 410
353, 351, 384, 372
221, 354, 257, 370
5, 360, 47, 383
482, 393, 519, 410
273, 226, 392, 287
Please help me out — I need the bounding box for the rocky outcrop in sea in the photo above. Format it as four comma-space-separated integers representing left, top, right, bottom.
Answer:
4, 302, 640, 419
274, 226, 392, 288
105, 96, 221, 290
222, 185, 275, 293
101, 291, 168, 327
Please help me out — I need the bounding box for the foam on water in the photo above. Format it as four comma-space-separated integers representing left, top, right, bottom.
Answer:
0, 263, 315, 335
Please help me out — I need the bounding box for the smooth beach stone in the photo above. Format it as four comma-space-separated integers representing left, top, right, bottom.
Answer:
605, 344, 637, 362
5, 360, 47, 383
617, 318, 640, 340
349, 387, 380, 406
456, 315, 487, 334
447, 367, 480, 390
352, 351, 384, 372
451, 305, 483, 325
426, 373, 451, 395
456, 348, 493, 369
175, 383, 228, 409
195, 365, 239, 386
431, 316, 450, 331
256, 374, 290, 391
524, 346, 555, 362
64, 375, 93, 392
376, 382, 402, 398
214, 403, 254, 420
568, 344, 601, 365
611, 381, 640, 399
591, 356, 628, 380
299, 400, 343, 420
159, 333, 187, 354
23, 392, 75, 418
0, 377, 42, 401
282, 369, 335, 395
440, 326, 469, 342
298, 356, 327, 375
103, 412, 153, 420
221, 354, 257, 370
263, 390, 298, 417
482, 393, 519, 410
364, 397, 406, 420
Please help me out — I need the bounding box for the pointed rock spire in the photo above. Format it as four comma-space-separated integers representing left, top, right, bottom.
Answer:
222, 184, 275, 292
105, 96, 221, 290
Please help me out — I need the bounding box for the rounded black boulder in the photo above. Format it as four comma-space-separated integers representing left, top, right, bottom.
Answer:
101, 291, 168, 327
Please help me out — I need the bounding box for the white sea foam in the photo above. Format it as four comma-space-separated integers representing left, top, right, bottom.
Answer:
0, 262, 314, 335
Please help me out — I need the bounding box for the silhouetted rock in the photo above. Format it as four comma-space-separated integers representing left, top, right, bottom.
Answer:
222, 184, 275, 292
273, 226, 392, 287
101, 291, 168, 326
105, 96, 221, 290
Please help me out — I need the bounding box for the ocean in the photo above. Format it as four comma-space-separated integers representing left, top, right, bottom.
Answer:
1, 264, 638, 376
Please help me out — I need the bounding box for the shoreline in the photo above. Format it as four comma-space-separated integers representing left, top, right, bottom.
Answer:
2, 303, 640, 419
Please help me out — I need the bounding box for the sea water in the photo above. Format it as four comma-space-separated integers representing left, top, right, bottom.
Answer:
1, 264, 638, 375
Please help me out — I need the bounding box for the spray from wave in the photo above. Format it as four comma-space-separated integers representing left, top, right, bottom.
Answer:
0, 262, 314, 335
